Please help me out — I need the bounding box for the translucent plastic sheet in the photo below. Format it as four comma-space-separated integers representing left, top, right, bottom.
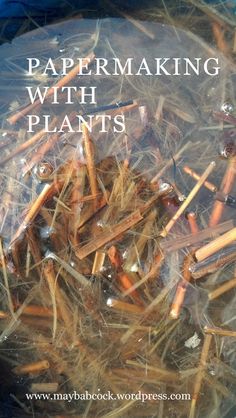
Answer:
0, 15, 236, 418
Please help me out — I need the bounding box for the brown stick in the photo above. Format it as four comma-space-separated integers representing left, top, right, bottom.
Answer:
204, 326, 236, 337
68, 162, 85, 246
76, 210, 143, 259
26, 226, 42, 276
209, 157, 236, 227
13, 360, 50, 375
0, 238, 14, 315
92, 251, 106, 275
118, 272, 144, 306
46, 252, 90, 287
10, 181, 62, 244
160, 220, 234, 253
110, 100, 139, 116
43, 260, 72, 338
125, 209, 156, 269
22, 132, 61, 177
186, 212, 199, 235
183, 165, 217, 193
195, 227, 236, 262
208, 277, 236, 300
107, 298, 145, 314
19, 304, 54, 318
160, 161, 216, 237
103, 0, 155, 40
122, 251, 164, 295
190, 245, 236, 279
212, 22, 230, 54
147, 251, 165, 282
0, 117, 57, 166
79, 192, 102, 202
82, 124, 99, 209
189, 334, 212, 418
107, 245, 123, 270
213, 110, 236, 126
169, 254, 193, 319
30, 383, 59, 393
7, 52, 95, 125
0, 310, 8, 319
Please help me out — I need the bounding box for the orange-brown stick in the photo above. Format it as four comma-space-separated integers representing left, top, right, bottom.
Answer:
0, 310, 8, 319
7, 52, 95, 125
107, 246, 142, 303
10, 183, 50, 243
186, 212, 199, 235
82, 124, 99, 210
11, 181, 62, 244
184, 166, 217, 193
118, 272, 144, 306
107, 298, 145, 314
170, 285, 187, 319
209, 157, 236, 227
147, 251, 164, 282
212, 21, 230, 54
0, 118, 57, 166
170, 254, 193, 320
107, 245, 123, 270
76, 210, 143, 259
195, 227, 236, 262
18, 304, 54, 317
13, 360, 50, 375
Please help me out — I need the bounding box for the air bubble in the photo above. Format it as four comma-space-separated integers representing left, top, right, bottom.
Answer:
221, 101, 234, 115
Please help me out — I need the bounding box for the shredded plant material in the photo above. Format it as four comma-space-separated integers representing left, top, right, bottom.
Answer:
0, 2, 236, 418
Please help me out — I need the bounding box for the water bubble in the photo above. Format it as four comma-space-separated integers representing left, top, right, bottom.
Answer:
122, 250, 128, 259
221, 101, 234, 115
106, 297, 113, 307
35, 161, 54, 181
130, 263, 138, 272
97, 220, 105, 228
159, 181, 171, 193
219, 139, 236, 159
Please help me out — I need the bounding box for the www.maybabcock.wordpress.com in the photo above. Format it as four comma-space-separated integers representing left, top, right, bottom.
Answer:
26, 390, 191, 403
